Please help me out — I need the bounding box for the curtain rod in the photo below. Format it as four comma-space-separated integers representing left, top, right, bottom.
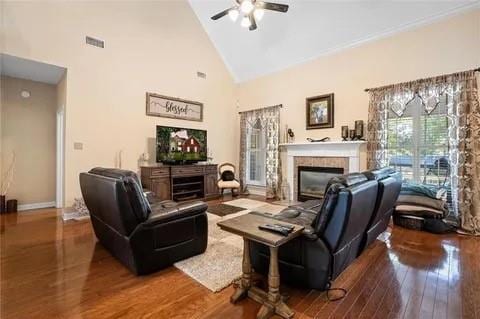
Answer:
364, 67, 480, 92
238, 104, 283, 114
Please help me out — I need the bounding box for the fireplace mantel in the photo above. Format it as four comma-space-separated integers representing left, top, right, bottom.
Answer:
280, 140, 365, 149
280, 140, 366, 200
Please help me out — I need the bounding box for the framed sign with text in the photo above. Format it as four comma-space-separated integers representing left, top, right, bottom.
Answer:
146, 93, 203, 122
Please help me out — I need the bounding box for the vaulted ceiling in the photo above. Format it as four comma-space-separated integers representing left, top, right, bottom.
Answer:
189, 0, 479, 83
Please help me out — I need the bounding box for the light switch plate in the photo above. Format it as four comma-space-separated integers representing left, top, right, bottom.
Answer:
74, 142, 83, 150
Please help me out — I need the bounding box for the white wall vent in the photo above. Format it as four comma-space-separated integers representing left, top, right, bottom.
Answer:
86, 36, 105, 48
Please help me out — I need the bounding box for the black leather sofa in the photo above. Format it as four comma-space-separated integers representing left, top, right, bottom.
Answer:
79, 168, 208, 275
250, 169, 401, 291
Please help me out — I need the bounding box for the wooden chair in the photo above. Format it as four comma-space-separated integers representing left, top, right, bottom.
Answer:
217, 163, 241, 196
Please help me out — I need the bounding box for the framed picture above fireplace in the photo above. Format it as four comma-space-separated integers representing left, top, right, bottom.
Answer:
306, 93, 334, 129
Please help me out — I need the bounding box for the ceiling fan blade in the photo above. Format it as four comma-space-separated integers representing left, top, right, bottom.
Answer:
248, 14, 257, 31
259, 2, 289, 13
211, 7, 233, 20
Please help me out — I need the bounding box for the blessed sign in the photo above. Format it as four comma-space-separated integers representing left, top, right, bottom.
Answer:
146, 93, 203, 122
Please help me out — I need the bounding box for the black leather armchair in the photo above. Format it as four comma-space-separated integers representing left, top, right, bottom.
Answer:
250, 173, 378, 290
79, 168, 208, 275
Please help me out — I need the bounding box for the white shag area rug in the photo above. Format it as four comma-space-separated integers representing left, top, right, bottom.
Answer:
173, 199, 285, 292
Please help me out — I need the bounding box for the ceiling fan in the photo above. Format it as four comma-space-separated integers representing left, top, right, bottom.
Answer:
211, 0, 289, 31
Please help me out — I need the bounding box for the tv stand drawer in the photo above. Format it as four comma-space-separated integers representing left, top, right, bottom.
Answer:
171, 166, 204, 177
151, 167, 170, 177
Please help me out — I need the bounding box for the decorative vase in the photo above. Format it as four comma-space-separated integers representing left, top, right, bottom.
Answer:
349, 129, 356, 140
341, 126, 349, 141
0, 195, 5, 214
354, 120, 364, 140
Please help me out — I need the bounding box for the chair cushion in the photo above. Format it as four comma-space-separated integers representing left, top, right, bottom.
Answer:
396, 194, 447, 212
89, 168, 151, 221
333, 173, 368, 187
363, 168, 391, 181
313, 183, 341, 234
218, 180, 240, 188
89, 167, 142, 187
394, 205, 445, 219
123, 176, 152, 222
221, 170, 235, 181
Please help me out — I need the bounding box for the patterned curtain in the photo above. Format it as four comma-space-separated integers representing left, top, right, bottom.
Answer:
239, 112, 248, 193
264, 106, 281, 199
451, 72, 480, 234
238, 105, 281, 198
366, 89, 390, 169
366, 69, 480, 234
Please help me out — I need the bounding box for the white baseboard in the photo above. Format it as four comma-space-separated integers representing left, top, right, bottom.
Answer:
18, 201, 56, 212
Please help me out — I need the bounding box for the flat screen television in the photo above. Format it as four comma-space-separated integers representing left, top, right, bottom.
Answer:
156, 125, 207, 164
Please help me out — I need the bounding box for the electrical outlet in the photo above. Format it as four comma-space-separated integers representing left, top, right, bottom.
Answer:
74, 142, 83, 150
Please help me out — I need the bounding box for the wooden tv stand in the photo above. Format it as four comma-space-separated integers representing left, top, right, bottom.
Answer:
140, 164, 219, 202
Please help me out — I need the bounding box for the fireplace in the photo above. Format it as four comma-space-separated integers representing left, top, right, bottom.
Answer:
297, 166, 344, 201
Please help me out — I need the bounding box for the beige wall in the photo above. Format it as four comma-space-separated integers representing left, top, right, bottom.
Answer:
236, 9, 480, 172
2, 1, 237, 206
1, 76, 57, 205
2, 2, 479, 205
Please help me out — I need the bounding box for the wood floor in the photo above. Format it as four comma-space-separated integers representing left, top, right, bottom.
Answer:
1, 195, 479, 319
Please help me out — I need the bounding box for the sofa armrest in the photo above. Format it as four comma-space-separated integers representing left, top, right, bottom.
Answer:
144, 201, 208, 225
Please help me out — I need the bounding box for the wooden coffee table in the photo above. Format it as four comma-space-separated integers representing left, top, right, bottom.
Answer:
217, 213, 304, 319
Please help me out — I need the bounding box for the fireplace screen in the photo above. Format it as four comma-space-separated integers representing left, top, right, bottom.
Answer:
298, 166, 344, 201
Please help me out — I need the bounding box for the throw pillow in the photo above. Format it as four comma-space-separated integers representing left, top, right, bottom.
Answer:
221, 170, 235, 181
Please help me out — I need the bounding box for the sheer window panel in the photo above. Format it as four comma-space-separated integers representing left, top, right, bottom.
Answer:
386, 95, 451, 205
246, 121, 266, 186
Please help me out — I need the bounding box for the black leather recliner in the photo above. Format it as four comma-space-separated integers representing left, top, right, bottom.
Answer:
360, 167, 402, 253
79, 168, 208, 275
250, 173, 378, 290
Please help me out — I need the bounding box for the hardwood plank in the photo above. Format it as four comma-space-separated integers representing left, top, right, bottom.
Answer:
300, 242, 384, 318
323, 243, 392, 319
447, 239, 463, 319
459, 238, 476, 319
1, 199, 479, 319
359, 259, 407, 318
370, 261, 409, 318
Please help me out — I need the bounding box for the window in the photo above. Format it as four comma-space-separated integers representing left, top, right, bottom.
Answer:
386, 95, 450, 199
246, 118, 266, 186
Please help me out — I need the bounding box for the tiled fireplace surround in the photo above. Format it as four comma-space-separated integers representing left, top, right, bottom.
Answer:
280, 141, 366, 201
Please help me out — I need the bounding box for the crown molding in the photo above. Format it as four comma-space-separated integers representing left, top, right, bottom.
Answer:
235, 2, 480, 83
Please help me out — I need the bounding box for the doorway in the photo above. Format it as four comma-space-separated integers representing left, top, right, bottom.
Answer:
1, 54, 67, 211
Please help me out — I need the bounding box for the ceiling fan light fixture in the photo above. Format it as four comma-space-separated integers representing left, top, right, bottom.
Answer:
253, 8, 264, 21
228, 8, 239, 21
240, 0, 254, 14
240, 15, 251, 28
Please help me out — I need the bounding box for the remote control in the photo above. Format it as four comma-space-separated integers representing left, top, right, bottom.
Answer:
258, 224, 290, 236
274, 223, 294, 232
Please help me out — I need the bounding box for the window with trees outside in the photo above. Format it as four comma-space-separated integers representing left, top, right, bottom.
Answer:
386, 95, 451, 205
246, 118, 266, 187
